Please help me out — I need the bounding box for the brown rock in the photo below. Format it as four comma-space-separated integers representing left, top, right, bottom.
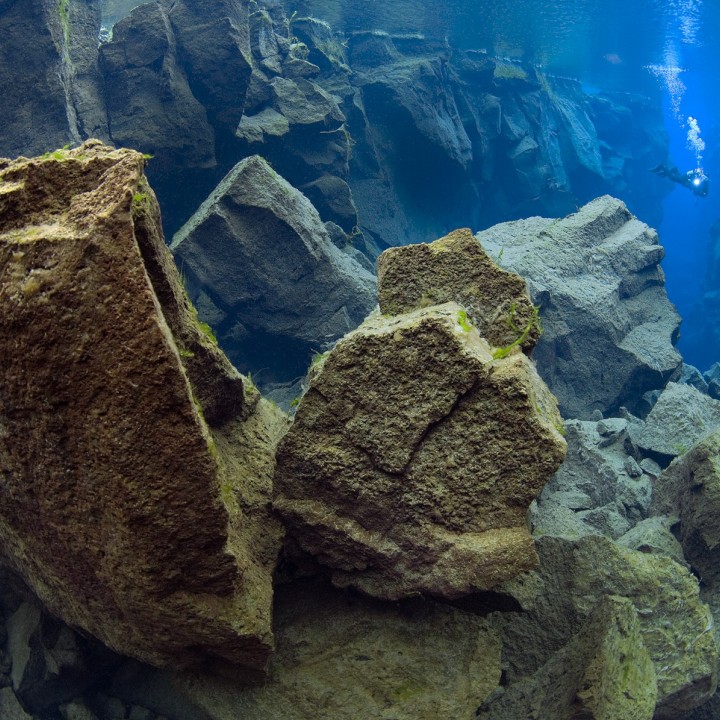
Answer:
274, 303, 566, 600
0, 140, 286, 676
377, 228, 540, 353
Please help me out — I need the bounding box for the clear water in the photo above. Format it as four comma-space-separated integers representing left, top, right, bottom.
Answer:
295, 0, 720, 368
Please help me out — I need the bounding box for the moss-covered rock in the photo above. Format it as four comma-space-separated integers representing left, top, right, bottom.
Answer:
377, 227, 540, 353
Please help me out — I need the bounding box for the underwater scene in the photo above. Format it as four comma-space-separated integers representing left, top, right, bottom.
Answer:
3, 0, 720, 718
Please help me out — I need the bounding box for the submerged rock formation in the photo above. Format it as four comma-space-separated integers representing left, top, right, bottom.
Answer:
478, 195, 682, 419
489, 535, 717, 719
171, 154, 376, 383
275, 244, 566, 599
377, 227, 540, 352
0, 141, 285, 676
109, 580, 503, 720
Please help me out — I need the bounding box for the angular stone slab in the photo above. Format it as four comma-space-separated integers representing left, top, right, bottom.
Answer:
478, 196, 682, 419
377, 227, 540, 353
0, 141, 285, 676
171, 155, 376, 379
274, 302, 566, 600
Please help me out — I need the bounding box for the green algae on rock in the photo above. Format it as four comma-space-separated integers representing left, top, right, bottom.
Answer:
0, 140, 285, 677
274, 302, 566, 600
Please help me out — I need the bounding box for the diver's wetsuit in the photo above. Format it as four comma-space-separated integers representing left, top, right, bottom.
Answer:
652, 164, 710, 197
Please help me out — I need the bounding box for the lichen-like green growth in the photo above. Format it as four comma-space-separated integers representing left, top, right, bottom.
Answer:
290, 397, 301, 408
311, 350, 330, 366
457, 309, 472, 333
178, 348, 195, 359
493, 304, 541, 359
58, 0, 70, 45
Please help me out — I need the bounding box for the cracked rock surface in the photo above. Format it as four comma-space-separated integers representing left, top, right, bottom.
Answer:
274, 302, 566, 600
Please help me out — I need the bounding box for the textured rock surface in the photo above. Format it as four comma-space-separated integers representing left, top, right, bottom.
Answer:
377, 227, 540, 352
478, 195, 682, 419
652, 431, 720, 589
495, 536, 717, 719
275, 302, 566, 599
171, 154, 376, 383
0, 141, 285, 675
531, 418, 653, 540
628, 382, 720, 463
0, 0, 108, 159
99, 2, 216, 170
109, 580, 502, 720
478, 596, 656, 720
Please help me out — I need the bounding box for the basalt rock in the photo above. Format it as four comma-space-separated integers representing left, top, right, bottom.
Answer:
0, 141, 285, 676
0, 0, 108, 159
274, 302, 566, 600
652, 430, 720, 594
377, 227, 540, 353
495, 535, 717, 719
627, 382, 720, 465
171, 154, 376, 385
108, 580, 503, 720
478, 195, 682, 419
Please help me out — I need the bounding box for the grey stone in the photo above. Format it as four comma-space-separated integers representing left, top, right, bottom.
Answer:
497, 535, 717, 718
532, 418, 651, 540
0, 688, 32, 720
60, 699, 98, 720
680, 363, 709, 394
616, 516, 688, 567
628, 382, 720, 462
624, 455, 643, 477
640, 457, 662, 478
100, 2, 216, 169
477, 596, 656, 720
478, 196, 681, 419
171, 155, 376, 384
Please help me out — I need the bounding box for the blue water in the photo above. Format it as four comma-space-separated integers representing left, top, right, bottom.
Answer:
453, 0, 720, 369
297, 0, 720, 367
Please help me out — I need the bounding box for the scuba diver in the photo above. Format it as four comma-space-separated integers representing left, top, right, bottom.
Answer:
652, 163, 710, 197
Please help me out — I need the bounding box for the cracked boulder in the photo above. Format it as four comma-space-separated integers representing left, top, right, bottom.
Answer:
478, 196, 682, 419
0, 141, 285, 676
171, 154, 376, 384
274, 302, 566, 600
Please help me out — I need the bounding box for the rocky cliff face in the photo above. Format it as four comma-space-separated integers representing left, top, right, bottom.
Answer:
0, 0, 668, 244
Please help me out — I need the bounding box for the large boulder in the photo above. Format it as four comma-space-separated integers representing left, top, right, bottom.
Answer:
274, 302, 566, 600
627, 382, 720, 464
493, 535, 717, 719
477, 595, 656, 720
109, 580, 503, 720
478, 195, 682, 419
0, 141, 285, 676
652, 430, 720, 594
171, 154, 376, 384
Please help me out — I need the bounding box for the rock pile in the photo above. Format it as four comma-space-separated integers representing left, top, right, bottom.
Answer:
275, 230, 567, 600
